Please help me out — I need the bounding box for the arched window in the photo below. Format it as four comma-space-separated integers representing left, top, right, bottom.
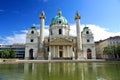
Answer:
87, 49, 92, 59
86, 31, 89, 34
59, 29, 62, 34
29, 49, 34, 59
30, 39, 34, 42
87, 39, 90, 42
31, 31, 34, 34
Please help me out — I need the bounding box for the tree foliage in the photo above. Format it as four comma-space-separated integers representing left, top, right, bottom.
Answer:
9, 50, 16, 58
103, 44, 120, 59
0, 49, 16, 59
103, 46, 112, 55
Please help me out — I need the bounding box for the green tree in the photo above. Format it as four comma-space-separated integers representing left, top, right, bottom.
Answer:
1, 49, 16, 59
116, 44, 120, 58
1, 49, 10, 58
0, 51, 2, 58
103, 46, 112, 55
9, 50, 16, 58
103, 46, 113, 58
111, 45, 116, 59
103, 44, 120, 59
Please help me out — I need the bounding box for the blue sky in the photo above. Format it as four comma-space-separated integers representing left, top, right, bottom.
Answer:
0, 0, 120, 44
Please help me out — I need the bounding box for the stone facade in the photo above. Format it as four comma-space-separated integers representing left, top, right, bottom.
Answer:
25, 26, 39, 59
82, 27, 96, 59
25, 10, 96, 60
95, 36, 120, 59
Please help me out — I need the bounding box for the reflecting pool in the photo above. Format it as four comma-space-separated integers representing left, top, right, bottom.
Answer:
0, 62, 120, 80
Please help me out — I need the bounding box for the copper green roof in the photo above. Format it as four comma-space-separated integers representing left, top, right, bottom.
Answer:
31, 25, 36, 29
84, 27, 89, 30
50, 10, 68, 25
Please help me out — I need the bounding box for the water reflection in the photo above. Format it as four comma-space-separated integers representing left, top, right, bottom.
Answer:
0, 64, 24, 80
23, 62, 120, 80
24, 63, 79, 80
0, 62, 120, 80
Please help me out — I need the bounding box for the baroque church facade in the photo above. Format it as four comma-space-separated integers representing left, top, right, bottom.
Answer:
25, 10, 96, 60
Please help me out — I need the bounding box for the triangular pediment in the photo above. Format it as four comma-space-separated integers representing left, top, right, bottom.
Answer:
50, 37, 73, 45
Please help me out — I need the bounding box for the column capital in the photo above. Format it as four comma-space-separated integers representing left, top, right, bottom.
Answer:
75, 11, 81, 20
39, 11, 46, 19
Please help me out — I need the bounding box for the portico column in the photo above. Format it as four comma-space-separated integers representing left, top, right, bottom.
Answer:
92, 47, 96, 59
71, 46, 73, 56
67, 46, 69, 57
63, 46, 65, 57
49, 46, 51, 53
53, 46, 55, 57
49, 46, 52, 58
58, 46, 59, 58
71, 46, 75, 60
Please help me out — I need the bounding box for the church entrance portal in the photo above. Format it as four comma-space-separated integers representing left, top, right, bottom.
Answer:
59, 51, 63, 58
29, 49, 34, 59
87, 49, 92, 59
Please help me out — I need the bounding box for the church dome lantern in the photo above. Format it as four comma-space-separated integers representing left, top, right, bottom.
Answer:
50, 10, 68, 26
49, 10, 70, 36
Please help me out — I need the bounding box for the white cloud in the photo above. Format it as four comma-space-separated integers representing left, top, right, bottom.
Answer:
0, 31, 27, 45
44, 25, 49, 36
1, 24, 120, 45
5, 34, 26, 44
86, 24, 120, 41
42, 24, 120, 41
70, 24, 120, 41
34, 24, 49, 36
0, 25, 49, 45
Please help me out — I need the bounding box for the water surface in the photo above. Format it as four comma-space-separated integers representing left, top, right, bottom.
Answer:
0, 62, 120, 80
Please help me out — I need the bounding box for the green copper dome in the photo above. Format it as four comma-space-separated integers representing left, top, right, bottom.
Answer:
51, 10, 68, 25
84, 27, 89, 30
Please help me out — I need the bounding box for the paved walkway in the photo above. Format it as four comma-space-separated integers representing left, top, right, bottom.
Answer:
17, 59, 105, 63
2, 59, 120, 64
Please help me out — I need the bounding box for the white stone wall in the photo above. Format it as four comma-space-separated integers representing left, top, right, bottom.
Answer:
49, 24, 69, 36
82, 45, 96, 59
82, 27, 96, 59
25, 45, 38, 59
25, 27, 39, 59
